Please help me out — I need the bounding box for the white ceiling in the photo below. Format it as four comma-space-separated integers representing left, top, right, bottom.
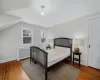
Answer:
1, 0, 100, 27
0, 0, 32, 13
0, 13, 21, 31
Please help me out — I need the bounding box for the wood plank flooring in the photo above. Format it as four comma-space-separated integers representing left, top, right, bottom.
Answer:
66, 60, 100, 80
0, 60, 100, 80
0, 60, 30, 80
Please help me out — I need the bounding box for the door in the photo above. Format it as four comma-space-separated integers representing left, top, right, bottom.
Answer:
88, 17, 100, 69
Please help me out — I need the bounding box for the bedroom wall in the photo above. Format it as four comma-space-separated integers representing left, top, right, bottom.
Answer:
0, 23, 21, 62
0, 22, 47, 63
47, 16, 89, 66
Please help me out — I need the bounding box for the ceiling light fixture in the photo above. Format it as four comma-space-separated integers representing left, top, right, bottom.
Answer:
41, 5, 45, 16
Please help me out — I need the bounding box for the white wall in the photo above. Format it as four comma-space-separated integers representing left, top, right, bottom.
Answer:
0, 22, 47, 62
0, 23, 21, 61
48, 17, 89, 66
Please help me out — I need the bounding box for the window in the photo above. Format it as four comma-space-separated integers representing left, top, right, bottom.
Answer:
23, 29, 32, 44
41, 31, 46, 43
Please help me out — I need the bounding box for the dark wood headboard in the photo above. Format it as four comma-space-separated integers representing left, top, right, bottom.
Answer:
54, 37, 72, 48
54, 37, 73, 60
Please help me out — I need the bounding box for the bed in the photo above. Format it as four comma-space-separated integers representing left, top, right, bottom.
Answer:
30, 38, 72, 80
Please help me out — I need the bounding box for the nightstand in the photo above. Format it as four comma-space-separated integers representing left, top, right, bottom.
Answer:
73, 52, 81, 67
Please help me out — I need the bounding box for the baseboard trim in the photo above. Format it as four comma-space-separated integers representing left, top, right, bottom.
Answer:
0, 57, 17, 63
74, 60, 87, 66
18, 56, 30, 61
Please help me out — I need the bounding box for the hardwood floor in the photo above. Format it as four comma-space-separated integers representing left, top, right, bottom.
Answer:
0, 60, 100, 80
66, 60, 100, 80
0, 60, 30, 80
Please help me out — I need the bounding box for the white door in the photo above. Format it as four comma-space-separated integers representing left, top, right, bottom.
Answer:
88, 17, 100, 69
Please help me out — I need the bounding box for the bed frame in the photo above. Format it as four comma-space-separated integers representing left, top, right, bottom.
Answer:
30, 38, 72, 80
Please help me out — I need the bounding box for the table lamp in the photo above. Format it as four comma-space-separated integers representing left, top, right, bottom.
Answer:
73, 38, 82, 53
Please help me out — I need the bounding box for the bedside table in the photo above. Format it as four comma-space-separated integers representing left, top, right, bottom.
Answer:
73, 52, 81, 67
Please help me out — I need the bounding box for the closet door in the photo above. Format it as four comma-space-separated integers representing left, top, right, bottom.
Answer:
88, 17, 100, 69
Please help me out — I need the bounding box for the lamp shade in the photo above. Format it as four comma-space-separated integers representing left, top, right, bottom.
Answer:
46, 37, 54, 48
73, 38, 83, 45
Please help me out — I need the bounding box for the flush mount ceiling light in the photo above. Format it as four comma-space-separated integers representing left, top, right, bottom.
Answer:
41, 5, 45, 16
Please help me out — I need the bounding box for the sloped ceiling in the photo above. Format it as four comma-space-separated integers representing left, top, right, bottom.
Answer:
0, 0, 100, 27
0, 14, 21, 31
0, 0, 32, 13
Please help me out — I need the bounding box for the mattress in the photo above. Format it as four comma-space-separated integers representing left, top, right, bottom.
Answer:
46, 47, 70, 67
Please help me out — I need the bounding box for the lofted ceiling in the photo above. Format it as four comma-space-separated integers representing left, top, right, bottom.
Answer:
0, 0, 32, 13
0, 13, 22, 31
0, 0, 100, 27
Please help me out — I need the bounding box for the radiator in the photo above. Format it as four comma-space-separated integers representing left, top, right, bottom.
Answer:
17, 47, 30, 60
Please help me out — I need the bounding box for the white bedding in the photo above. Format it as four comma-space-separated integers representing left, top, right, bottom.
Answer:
45, 47, 70, 67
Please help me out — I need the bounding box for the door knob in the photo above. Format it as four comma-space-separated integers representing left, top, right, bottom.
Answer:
89, 45, 91, 48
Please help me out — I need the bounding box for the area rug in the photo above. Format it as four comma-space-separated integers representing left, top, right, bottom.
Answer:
20, 59, 80, 80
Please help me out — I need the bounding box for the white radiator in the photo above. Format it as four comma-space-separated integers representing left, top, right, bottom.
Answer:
17, 47, 30, 60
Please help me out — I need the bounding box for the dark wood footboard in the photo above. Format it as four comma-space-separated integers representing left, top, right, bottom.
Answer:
30, 46, 48, 80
